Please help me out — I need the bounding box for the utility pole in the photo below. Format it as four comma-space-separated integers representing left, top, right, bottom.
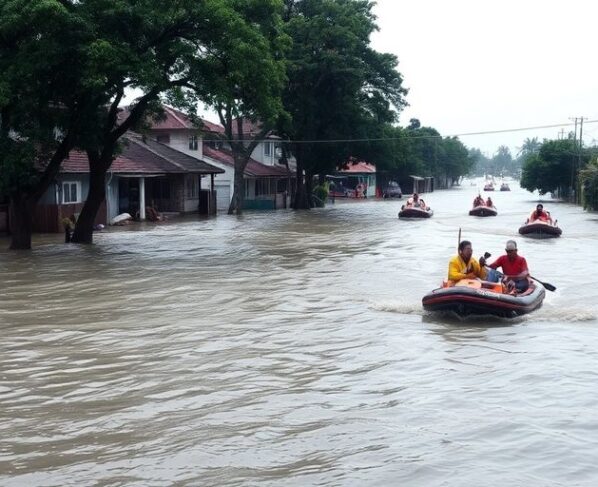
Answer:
577, 117, 588, 204
558, 128, 565, 140
568, 117, 579, 201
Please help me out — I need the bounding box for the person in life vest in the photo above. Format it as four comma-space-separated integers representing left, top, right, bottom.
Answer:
486, 196, 494, 207
473, 194, 485, 207
479, 239, 530, 293
448, 240, 487, 284
527, 203, 553, 224
407, 192, 423, 208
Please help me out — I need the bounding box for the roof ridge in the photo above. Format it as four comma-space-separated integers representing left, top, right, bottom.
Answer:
127, 135, 188, 171
164, 106, 191, 130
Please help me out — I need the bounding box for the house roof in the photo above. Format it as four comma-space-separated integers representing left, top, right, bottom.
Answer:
149, 105, 224, 134
125, 133, 224, 174
61, 133, 224, 175
203, 145, 291, 178
230, 117, 263, 135
118, 104, 224, 134
338, 161, 376, 174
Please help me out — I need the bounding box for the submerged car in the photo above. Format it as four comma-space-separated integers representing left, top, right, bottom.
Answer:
383, 181, 402, 198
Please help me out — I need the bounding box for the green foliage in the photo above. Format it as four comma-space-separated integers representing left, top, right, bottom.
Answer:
281, 0, 408, 179
580, 158, 598, 210
520, 139, 583, 195
0, 0, 89, 197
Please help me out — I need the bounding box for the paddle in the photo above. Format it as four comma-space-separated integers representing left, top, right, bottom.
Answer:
482, 252, 556, 292
529, 276, 556, 292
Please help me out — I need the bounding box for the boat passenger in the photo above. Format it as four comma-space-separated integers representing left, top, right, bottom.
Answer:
527, 203, 553, 224
480, 240, 529, 293
407, 192, 423, 208
473, 195, 484, 207
486, 197, 494, 207
448, 240, 487, 283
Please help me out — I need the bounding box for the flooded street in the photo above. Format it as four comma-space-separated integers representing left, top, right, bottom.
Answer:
1, 181, 598, 486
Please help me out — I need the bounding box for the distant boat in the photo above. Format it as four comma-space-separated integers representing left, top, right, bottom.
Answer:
500, 183, 511, 191
469, 205, 497, 217
483, 183, 494, 191
519, 221, 562, 238
398, 207, 433, 219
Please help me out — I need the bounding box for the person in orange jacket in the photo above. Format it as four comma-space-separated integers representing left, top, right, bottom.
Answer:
527, 203, 553, 224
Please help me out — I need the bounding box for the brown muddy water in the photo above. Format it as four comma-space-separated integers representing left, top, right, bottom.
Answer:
1, 179, 597, 486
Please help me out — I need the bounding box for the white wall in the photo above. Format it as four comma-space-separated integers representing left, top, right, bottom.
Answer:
166, 131, 203, 159
202, 156, 234, 211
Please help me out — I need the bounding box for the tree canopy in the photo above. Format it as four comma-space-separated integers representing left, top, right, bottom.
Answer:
520, 139, 586, 196
280, 0, 408, 207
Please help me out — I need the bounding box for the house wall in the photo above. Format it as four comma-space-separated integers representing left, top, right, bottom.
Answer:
106, 175, 119, 222
183, 175, 200, 213
203, 156, 234, 211
33, 201, 107, 233
33, 174, 107, 232
152, 130, 203, 160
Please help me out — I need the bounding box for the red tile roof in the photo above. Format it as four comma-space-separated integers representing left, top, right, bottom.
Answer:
231, 117, 263, 135
150, 106, 224, 134
203, 145, 291, 178
61, 133, 224, 175
338, 161, 376, 173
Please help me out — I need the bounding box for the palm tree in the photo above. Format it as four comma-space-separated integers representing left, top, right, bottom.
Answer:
517, 137, 541, 157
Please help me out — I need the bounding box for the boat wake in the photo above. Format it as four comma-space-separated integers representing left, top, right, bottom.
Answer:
524, 305, 598, 323
370, 300, 423, 315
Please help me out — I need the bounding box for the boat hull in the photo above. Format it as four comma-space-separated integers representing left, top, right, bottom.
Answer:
518, 222, 562, 238
469, 206, 497, 217
398, 208, 433, 219
422, 280, 545, 317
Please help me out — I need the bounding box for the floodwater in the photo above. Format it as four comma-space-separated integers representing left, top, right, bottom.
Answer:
1, 179, 597, 486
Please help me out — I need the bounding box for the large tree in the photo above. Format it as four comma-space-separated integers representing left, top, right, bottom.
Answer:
73, 0, 287, 243
1, 0, 287, 248
520, 139, 585, 196
580, 157, 598, 211
0, 0, 90, 249
193, 0, 288, 215
281, 0, 408, 208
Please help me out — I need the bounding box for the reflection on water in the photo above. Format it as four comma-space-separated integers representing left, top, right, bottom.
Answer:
1, 180, 598, 486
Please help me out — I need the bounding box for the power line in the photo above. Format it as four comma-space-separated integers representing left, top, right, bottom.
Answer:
200, 119, 598, 144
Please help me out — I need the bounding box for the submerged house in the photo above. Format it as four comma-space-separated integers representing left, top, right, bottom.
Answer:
145, 106, 295, 210
32, 132, 224, 233
326, 162, 377, 198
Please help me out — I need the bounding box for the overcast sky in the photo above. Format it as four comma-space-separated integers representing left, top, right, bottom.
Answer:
370, 0, 598, 156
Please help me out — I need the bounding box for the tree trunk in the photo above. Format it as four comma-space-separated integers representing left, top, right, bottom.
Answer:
227, 155, 248, 215
292, 154, 310, 209
71, 165, 106, 244
8, 195, 35, 250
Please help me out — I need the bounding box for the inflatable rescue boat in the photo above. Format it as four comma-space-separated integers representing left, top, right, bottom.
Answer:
469, 205, 497, 217
398, 207, 433, 219
518, 221, 562, 238
422, 278, 545, 317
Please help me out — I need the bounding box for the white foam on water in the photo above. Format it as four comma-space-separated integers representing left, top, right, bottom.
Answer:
369, 300, 423, 315
526, 306, 598, 323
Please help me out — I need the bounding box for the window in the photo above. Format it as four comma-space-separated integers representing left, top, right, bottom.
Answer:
264, 142, 272, 157
156, 134, 170, 144
256, 178, 273, 196
186, 175, 199, 198
61, 182, 81, 204
188, 135, 199, 151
